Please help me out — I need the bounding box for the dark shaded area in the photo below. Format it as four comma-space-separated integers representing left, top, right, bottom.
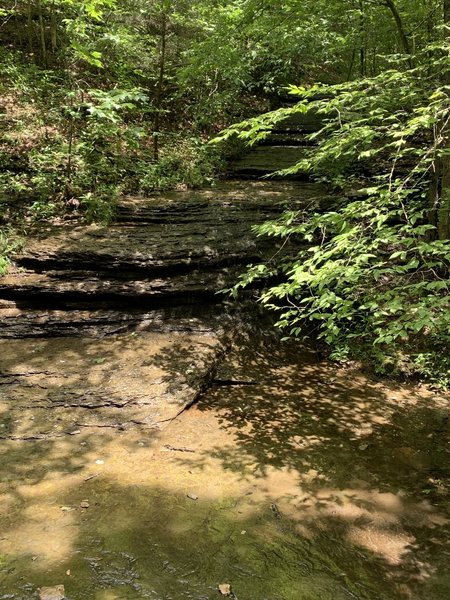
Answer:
229, 110, 319, 179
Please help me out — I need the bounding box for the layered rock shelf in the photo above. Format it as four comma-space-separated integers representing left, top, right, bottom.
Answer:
0, 181, 326, 338
0, 110, 323, 338
229, 107, 320, 179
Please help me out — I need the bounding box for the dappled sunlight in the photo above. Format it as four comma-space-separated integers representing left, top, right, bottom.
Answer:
0, 330, 449, 598
0, 330, 223, 440
181, 333, 450, 592
1, 502, 78, 566
15, 180, 309, 279
275, 486, 439, 567
347, 528, 413, 567
3, 0, 450, 596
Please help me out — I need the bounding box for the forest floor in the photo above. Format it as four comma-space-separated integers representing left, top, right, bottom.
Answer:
0, 331, 449, 600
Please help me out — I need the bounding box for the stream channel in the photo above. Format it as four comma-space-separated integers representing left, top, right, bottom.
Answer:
0, 118, 449, 600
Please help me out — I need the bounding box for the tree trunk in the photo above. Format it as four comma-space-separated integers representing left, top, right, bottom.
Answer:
383, 0, 413, 67
346, 48, 356, 80
438, 165, 450, 239
436, 0, 450, 240
153, 6, 168, 162
27, 2, 34, 57
437, 1, 450, 238
50, 2, 57, 53
359, 0, 366, 77
426, 2, 450, 238
37, 0, 47, 67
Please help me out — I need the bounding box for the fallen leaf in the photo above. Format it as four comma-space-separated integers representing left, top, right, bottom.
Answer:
218, 583, 231, 596
94, 357, 106, 364
39, 585, 65, 600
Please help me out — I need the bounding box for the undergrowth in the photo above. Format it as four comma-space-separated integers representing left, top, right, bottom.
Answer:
0, 49, 225, 226
0, 226, 23, 275
217, 48, 450, 387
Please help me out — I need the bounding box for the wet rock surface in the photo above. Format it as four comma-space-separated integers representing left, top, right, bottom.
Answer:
0, 334, 448, 600
0, 110, 323, 338
230, 146, 310, 179
0, 181, 326, 338
0, 330, 227, 440
1, 117, 449, 600
38, 586, 65, 600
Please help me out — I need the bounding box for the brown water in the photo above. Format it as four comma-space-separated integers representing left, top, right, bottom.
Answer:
0, 332, 449, 600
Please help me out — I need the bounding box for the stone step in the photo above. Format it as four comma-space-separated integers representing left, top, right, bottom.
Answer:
0, 269, 238, 308
0, 304, 227, 338
0, 330, 227, 437
13, 182, 321, 274
230, 146, 309, 179
115, 180, 304, 217
259, 133, 314, 147
0, 181, 328, 338
114, 191, 300, 224
272, 110, 323, 134
13, 223, 270, 275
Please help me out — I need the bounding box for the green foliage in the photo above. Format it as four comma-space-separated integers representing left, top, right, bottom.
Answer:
2, 0, 450, 386
223, 44, 450, 384
0, 227, 23, 275
2, 0, 435, 226
138, 135, 224, 192
79, 186, 118, 224
1, 0, 247, 222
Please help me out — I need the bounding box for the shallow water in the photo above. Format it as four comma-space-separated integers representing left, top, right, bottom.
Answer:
0, 333, 449, 600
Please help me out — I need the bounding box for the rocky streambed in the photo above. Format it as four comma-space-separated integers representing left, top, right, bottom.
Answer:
0, 136, 449, 599
0, 330, 449, 600
0, 181, 324, 338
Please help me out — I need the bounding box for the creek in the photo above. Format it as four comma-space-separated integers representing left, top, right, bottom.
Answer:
0, 329, 449, 600
0, 120, 449, 600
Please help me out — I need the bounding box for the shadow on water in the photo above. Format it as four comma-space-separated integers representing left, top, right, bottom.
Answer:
0, 477, 417, 600
0, 329, 449, 599
168, 334, 450, 599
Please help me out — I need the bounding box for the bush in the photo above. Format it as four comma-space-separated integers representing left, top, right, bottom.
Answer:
137, 135, 224, 193
221, 50, 450, 386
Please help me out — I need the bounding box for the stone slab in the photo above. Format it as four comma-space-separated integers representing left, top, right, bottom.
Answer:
0, 329, 228, 439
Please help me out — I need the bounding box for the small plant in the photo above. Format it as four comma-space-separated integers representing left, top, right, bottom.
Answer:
28, 200, 59, 221
138, 135, 223, 193
0, 227, 23, 275
80, 187, 119, 224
